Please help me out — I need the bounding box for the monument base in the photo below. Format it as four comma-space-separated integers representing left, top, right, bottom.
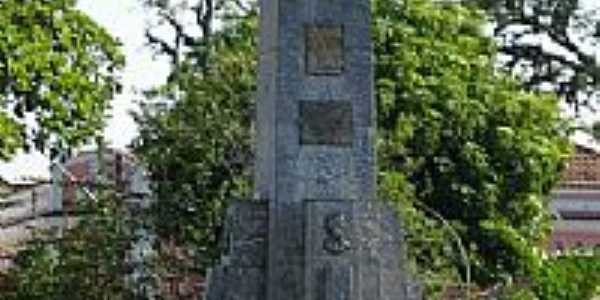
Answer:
205, 200, 422, 300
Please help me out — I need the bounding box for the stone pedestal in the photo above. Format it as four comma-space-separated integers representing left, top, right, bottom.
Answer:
205, 200, 421, 300
205, 202, 267, 300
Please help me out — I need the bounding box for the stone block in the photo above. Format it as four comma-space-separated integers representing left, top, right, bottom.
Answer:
205, 266, 265, 300
305, 200, 354, 258
314, 262, 353, 300
303, 200, 415, 300
298, 148, 355, 200
355, 203, 403, 266
205, 265, 226, 300
226, 202, 268, 267
359, 262, 382, 300
405, 281, 424, 300
267, 202, 306, 300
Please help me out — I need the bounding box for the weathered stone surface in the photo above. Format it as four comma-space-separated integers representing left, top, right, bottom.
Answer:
305, 200, 354, 259
306, 25, 344, 75
300, 101, 353, 146
225, 202, 268, 267
205, 265, 226, 300
405, 281, 424, 300
205, 0, 423, 296
267, 201, 306, 300
205, 266, 265, 300
355, 203, 404, 267
298, 148, 355, 200
303, 200, 414, 300
207, 200, 420, 300
205, 201, 268, 300
255, 0, 375, 205
323, 262, 353, 300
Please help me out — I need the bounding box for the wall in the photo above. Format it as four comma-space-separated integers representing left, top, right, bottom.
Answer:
549, 144, 600, 253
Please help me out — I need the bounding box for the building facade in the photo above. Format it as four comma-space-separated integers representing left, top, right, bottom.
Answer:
549, 140, 600, 254
0, 149, 151, 269
0, 149, 206, 299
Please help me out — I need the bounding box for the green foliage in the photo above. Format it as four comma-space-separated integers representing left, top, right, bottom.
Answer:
499, 288, 539, 300
3, 201, 139, 299
134, 0, 572, 294
497, 254, 600, 300
133, 13, 257, 270
0, 0, 124, 159
374, 0, 572, 289
531, 255, 600, 300
1, 240, 60, 299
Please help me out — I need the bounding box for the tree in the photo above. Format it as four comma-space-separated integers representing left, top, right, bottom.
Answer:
374, 0, 572, 288
141, 0, 254, 78
133, 0, 572, 294
532, 254, 600, 300
466, 0, 600, 112
133, 13, 256, 271
133, 0, 257, 284
0, 0, 124, 159
499, 253, 600, 300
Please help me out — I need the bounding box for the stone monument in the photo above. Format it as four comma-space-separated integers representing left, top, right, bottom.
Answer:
205, 0, 421, 298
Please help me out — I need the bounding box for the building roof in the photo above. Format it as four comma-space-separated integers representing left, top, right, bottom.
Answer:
0, 175, 45, 187
552, 190, 600, 200
0, 152, 50, 184
572, 130, 600, 154
559, 131, 600, 184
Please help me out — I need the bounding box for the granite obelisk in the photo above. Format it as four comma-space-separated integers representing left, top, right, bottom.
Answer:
256, 0, 376, 298
205, 0, 420, 297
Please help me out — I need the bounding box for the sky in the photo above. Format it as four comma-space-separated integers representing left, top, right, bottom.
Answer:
77, 0, 170, 148
0, 0, 170, 182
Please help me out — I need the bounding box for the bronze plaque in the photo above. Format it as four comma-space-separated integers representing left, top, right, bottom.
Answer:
300, 101, 353, 146
306, 25, 344, 75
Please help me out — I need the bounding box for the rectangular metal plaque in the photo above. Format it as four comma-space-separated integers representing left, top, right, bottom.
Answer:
300, 101, 353, 146
306, 25, 344, 75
